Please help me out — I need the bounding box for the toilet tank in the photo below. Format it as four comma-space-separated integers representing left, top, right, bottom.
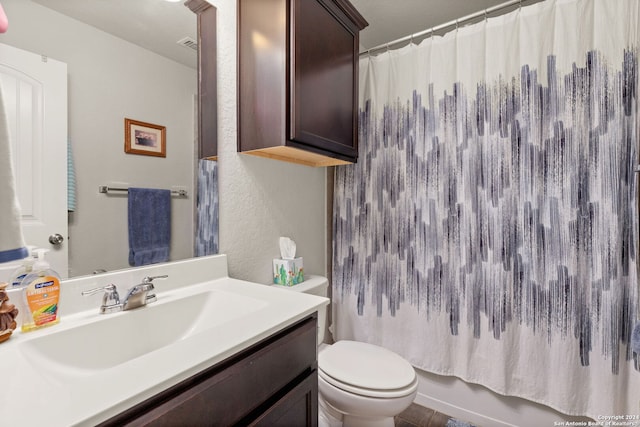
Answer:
273, 275, 328, 344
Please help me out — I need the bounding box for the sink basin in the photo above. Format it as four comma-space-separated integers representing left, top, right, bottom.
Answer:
19, 289, 268, 376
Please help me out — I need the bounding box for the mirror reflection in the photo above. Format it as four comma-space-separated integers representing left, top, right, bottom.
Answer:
1, 0, 201, 278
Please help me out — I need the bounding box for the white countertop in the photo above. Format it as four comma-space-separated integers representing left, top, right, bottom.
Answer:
0, 255, 328, 426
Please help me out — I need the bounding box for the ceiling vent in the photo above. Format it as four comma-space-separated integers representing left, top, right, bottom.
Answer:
177, 37, 198, 51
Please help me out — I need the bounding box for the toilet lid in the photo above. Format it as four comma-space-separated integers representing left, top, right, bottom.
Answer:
318, 341, 416, 391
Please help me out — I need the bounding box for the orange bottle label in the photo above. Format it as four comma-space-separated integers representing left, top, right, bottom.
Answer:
25, 276, 60, 327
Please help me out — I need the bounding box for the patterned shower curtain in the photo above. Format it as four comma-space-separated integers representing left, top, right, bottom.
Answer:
333, 0, 640, 418
196, 159, 218, 256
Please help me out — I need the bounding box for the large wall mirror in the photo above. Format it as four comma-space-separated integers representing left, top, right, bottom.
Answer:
1, 0, 216, 278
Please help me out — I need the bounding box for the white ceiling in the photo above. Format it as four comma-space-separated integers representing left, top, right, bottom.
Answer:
31, 0, 513, 68
31, 0, 197, 68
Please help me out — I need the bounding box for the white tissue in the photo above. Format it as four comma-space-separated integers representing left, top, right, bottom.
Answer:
279, 237, 296, 260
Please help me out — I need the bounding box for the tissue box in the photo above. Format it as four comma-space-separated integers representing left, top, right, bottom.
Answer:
273, 258, 304, 286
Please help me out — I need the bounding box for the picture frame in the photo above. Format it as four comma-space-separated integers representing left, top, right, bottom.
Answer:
124, 118, 166, 157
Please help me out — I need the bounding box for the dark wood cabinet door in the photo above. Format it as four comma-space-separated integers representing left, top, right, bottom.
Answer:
289, 0, 360, 161
250, 372, 318, 427
186, 0, 217, 160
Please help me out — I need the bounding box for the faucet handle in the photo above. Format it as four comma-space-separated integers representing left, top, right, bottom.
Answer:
135, 275, 166, 304
141, 275, 168, 284
82, 284, 120, 301
82, 284, 121, 314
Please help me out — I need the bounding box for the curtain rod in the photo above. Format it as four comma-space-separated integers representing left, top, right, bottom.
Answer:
359, 0, 528, 57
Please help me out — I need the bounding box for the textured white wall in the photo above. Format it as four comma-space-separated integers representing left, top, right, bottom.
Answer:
2, 0, 197, 277
211, 0, 328, 283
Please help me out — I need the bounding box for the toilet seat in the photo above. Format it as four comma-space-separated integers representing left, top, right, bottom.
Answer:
318, 367, 418, 399
318, 340, 417, 399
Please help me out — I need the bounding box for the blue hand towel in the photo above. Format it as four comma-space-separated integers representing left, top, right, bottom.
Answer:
128, 188, 171, 267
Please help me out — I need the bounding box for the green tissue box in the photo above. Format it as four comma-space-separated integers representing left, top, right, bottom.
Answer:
273, 258, 304, 286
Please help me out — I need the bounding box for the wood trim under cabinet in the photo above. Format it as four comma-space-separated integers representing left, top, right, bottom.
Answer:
243, 146, 352, 167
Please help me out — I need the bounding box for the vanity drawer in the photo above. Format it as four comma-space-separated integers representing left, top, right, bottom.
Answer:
101, 315, 318, 426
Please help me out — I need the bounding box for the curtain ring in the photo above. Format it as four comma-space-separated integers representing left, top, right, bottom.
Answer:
484, 9, 488, 22
455, 19, 459, 31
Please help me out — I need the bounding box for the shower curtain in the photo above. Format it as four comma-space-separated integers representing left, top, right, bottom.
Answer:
195, 159, 219, 256
333, 0, 640, 418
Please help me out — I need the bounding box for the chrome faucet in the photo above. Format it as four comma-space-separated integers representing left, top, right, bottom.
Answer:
122, 275, 165, 310
82, 275, 167, 314
82, 283, 122, 314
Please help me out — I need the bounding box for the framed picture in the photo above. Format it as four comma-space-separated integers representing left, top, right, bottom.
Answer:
124, 118, 166, 157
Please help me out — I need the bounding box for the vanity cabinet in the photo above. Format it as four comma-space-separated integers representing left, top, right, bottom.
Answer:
238, 0, 368, 167
100, 315, 318, 426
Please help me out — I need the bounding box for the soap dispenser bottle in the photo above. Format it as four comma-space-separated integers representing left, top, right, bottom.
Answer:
20, 249, 61, 332
8, 245, 36, 288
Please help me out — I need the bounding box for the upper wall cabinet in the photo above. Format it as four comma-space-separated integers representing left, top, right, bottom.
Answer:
186, 0, 217, 160
238, 0, 368, 167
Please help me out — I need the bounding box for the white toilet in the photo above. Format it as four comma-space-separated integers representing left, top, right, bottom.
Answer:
275, 276, 418, 427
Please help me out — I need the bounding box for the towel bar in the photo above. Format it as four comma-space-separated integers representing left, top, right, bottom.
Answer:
98, 185, 188, 197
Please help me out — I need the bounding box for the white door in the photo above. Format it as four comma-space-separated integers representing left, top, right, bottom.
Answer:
0, 43, 68, 277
